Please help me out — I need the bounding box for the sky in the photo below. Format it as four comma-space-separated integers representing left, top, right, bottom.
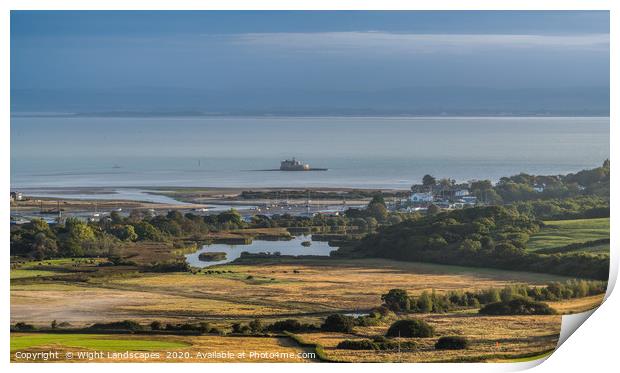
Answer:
10, 11, 610, 115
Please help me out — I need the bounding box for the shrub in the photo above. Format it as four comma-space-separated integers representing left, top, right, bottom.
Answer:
386, 319, 434, 338
150, 321, 162, 330
197, 322, 212, 333
231, 323, 250, 334
249, 318, 264, 333
163, 322, 210, 333
354, 315, 380, 327
381, 289, 410, 311
479, 298, 557, 315
13, 322, 35, 331
267, 319, 318, 333
435, 336, 469, 350
144, 261, 189, 273
322, 314, 355, 333
89, 320, 144, 331
336, 339, 378, 350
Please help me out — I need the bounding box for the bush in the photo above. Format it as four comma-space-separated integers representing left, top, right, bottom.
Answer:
336, 339, 378, 350
322, 314, 355, 333
13, 322, 35, 331
479, 298, 557, 315
381, 288, 410, 311
267, 319, 318, 333
249, 318, 264, 333
89, 320, 144, 331
162, 322, 210, 333
144, 261, 189, 273
386, 319, 434, 338
354, 315, 381, 327
435, 336, 469, 350
231, 323, 250, 334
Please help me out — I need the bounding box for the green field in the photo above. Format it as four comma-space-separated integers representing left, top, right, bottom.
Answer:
11, 333, 189, 352
10, 269, 65, 279
527, 218, 609, 252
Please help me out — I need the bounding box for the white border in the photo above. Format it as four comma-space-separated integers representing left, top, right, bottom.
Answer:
2, 2, 617, 373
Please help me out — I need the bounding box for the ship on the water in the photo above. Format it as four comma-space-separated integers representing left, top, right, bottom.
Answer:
279, 158, 327, 171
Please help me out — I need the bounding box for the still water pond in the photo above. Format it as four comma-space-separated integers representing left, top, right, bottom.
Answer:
185, 235, 335, 268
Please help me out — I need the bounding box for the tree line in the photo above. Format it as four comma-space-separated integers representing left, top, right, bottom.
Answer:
381, 280, 606, 314
338, 205, 608, 279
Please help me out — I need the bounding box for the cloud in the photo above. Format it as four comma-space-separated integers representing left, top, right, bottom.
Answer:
227, 32, 610, 54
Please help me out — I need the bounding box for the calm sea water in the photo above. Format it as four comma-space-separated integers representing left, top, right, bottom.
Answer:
11, 116, 609, 190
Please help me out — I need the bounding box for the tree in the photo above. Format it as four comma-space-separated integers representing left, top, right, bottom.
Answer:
65, 218, 96, 241
166, 210, 184, 222
386, 319, 434, 338
369, 193, 386, 206
150, 321, 162, 330
367, 203, 388, 222
217, 209, 243, 227
381, 289, 410, 312
32, 232, 58, 259
322, 314, 355, 333
27, 218, 54, 236
459, 239, 481, 254
249, 318, 264, 333
134, 221, 164, 241
416, 291, 433, 313
479, 298, 557, 315
438, 178, 455, 189
111, 225, 138, 241
61, 218, 96, 256
51, 320, 58, 329
422, 174, 436, 187
110, 211, 124, 224
365, 217, 378, 231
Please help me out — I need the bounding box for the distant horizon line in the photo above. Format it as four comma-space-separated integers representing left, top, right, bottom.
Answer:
10, 112, 611, 119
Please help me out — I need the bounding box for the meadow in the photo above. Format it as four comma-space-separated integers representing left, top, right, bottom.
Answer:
293, 312, 561, 363
527, 218, 609, 252
11, 258, 574, 326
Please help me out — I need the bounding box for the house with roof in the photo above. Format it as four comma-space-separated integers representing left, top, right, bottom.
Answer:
410, 192, 434, 203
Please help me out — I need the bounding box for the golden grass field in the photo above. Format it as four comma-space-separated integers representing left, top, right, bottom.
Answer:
12, 258, 575, 326
547, 294, 605, 314
295, 311, 561, 363
10, 255, 604, 363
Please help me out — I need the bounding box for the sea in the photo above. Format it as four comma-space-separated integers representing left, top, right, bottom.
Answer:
11, 116, 609, 191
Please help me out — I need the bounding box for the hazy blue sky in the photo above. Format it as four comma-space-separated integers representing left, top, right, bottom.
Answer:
10, 11, 610, 114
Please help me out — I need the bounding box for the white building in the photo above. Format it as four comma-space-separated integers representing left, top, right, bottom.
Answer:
10, 191, 23, 202
454, 189, 470, 197
410, 192, 434, 203
461, 196, 478, 205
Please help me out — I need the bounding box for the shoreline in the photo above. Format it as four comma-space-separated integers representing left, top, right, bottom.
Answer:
10, 186, 381, 214
12, 186, 409, 192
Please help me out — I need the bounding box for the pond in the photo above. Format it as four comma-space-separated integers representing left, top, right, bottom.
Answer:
185, 235, 336, 268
